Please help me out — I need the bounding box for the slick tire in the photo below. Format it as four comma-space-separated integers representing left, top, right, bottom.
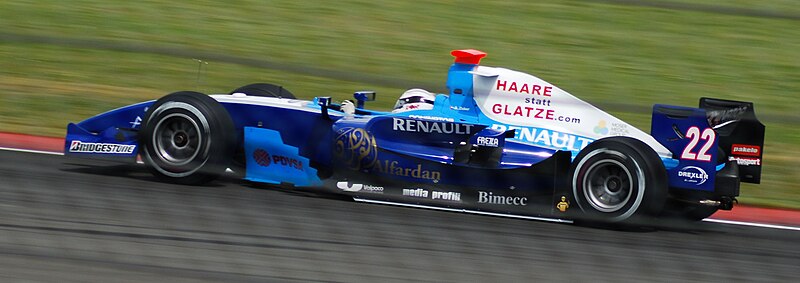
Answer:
569, 137, 668, 223
140, 91, 236, 185
230, 83, 295, 99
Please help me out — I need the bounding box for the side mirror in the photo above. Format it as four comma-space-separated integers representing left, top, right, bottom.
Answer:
354, 91, 376, 109
316, 96, 331, 120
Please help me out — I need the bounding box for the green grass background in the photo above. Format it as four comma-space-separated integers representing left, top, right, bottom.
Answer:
1, 0, 798, 208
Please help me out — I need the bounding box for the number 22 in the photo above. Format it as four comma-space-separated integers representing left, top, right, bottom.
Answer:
681, 127, 715, 162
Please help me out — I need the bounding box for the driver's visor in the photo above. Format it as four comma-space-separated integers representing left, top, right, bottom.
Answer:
394, 96, 435, 110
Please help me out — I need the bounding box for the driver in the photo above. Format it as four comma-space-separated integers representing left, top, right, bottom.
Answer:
392, 88, 436, 113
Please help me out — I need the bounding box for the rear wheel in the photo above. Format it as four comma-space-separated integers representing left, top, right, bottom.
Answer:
569, 137, 668, 223
230, 83, 295, 99
140, 91, 236, 185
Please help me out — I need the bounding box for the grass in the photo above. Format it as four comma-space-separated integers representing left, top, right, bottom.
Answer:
0, 0, 798, 208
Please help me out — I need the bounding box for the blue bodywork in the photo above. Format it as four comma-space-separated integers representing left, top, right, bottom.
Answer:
651, 105, 720, 192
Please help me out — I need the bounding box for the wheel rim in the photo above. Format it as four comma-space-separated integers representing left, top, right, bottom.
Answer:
153, 113, 203, 167
583, 159, 633, 212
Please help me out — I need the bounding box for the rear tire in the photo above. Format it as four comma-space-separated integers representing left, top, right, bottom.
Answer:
230, 83, 295, 99
569, 137, 668, 223
140, 91, 236, 185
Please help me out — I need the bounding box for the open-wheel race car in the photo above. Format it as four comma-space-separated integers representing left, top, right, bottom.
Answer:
65, 49, 765, 224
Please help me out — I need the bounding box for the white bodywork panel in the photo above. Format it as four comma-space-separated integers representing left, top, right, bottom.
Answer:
471, 66, 671, 157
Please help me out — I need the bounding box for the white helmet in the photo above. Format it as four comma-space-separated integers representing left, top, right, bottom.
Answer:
392, 89, 436, 113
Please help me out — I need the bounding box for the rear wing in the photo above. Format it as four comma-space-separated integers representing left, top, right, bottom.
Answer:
700, 98, 765, 184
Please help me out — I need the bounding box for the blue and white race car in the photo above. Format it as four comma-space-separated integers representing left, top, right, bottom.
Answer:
65, 49, 765, 224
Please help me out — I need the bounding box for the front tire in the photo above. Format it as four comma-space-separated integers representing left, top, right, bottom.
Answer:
140, 91, 236, 185
230, 83, 295, 99
569, 137, 668, 223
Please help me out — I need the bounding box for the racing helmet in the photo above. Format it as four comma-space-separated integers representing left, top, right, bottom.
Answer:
392, 88, 436, 113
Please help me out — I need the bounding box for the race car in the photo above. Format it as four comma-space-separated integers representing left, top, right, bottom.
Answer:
64, 49, 765, 224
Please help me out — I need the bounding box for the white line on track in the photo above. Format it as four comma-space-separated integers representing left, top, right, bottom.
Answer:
3, 146, 799, 232
354, 198, 574, 223
0, 146, 64, 156
703, 218, 800, 231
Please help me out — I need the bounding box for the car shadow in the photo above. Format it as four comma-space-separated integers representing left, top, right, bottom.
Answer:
572, 216, 721, 234
59, 161, 226, 188
239, 179, 354, 202
58, 159, 721, 234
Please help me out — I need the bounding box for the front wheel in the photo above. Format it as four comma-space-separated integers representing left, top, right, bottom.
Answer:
140, 91, 236, 185
569, 137, 668, 223
230, 83, 295, 99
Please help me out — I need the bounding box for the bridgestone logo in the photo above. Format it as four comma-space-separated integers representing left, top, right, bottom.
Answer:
69, 141, 136, 154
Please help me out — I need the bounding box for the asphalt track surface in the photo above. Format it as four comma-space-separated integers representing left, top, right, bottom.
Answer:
0, 149, 799, 282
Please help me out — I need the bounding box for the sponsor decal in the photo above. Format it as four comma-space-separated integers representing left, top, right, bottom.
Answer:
392, 118, 474, 135
402, 188, 461, 202
492, 103, 554, 119
403, 188, 429, 198
129, 116, 142, 128
478, 191, 528, 206
491, 124, 593, 152
556, 196, 569, 212
731, 144, 760, 157
273, 155, 303, 170
677, 166, 709, 185
495, 80, 552, 96
610, 122, 629, 136
476, 136, 499, 147
431, 191, 461, 202
336, 181, 384, 193
729, 156, 761, 166
594, 120, 609, 135
594, 120, 630, 136
450, 105, 470, 111
334, 127, 442, 183
523, 97, 552, 106
490, 103, 580, 124
253, 149, 271, 166
69, 141, 135, 154
252, 148, 303, 170
335, 127, 378, 171
374, 161, 441, 183
408, 115, 455, 122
